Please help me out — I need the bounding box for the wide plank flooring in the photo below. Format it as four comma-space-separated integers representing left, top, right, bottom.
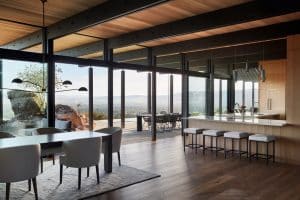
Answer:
88, 135, 300, 200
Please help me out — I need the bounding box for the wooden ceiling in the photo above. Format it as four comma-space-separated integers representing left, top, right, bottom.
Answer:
0, 0, 106, 26
0, 0, 106, 45
1, 0, 300, 59
78, 0, 251, 38
139, 12, 300, 47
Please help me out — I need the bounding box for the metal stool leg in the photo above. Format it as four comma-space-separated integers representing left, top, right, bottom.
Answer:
256, 141, 258, 160
224, 137, 227, 159
266, 142, 269, 165
273, 141, 275, 163
239, 139, 242, 159
249, 140, 252, 162
203, 135, 206, 155
215, 136, 218, 157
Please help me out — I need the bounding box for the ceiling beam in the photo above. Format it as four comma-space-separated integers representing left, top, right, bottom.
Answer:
54, 0, 300, 57
152, 20, 299, 56
112, 20, 298, 61
1, 0, 168, 50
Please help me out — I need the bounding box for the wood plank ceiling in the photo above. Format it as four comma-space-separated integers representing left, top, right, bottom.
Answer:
19, 0, 252, 53
1, 0, 300, 59
0, 0, 106, 45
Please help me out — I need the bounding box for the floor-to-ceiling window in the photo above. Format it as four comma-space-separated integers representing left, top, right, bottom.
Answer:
124, 70, 148, 131
0, 59, 47, 136
93, 67, 108, 130
214, 78, 228, 115
234, 80, 259, 114
189, 76, 206, 115
156, 73, 169, 113
113, 70, 121, 127
55, 63, 89, 130
173, 74, 182, 113
214, 79, 220, 114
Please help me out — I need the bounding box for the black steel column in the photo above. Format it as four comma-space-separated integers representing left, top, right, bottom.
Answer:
206, 59, 214, 116
169, 74, 174, 113
47, 39, 55, 127
147, 73, 151, 113
0, 60, 3, 122
181, 54, 189, 132
121, 70, 125, 128
104, 39, 114, 128
149, 48, 157, 141
228, 64, 235, 113
219, 79, 222, 114
89, 67, 93, 130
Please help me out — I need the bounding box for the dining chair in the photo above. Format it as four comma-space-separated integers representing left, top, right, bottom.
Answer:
59, 137, 102, 190
95, 127, 122, 166
33, 127, 64, 173
0, 144, 40, 200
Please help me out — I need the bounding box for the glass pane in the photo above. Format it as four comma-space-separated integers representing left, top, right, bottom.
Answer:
55, 63, 89, 130
173, 74, 182, 113
93, 67, 108, 130
113, 70, 121, 127
0, 59, 47, 136
245, 81, 253, 111
235, 81, 243, 108
189, 76, 206, 115
214, 79, 220, 114
125, 70, 148, 131
156, 73, 169, 113
222, 80, 228, 113
254, 82, 259, 112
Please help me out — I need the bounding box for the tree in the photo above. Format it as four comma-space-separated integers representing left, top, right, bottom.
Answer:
16, 64, 64, 113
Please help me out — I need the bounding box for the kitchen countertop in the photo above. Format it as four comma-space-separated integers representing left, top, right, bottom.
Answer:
185, 115, 288, 127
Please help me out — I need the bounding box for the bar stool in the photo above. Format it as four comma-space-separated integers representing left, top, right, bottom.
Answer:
224, 131, 249, 159
183, 128, 204, 153
202, 129, 225, 156
249, 134, 276, 165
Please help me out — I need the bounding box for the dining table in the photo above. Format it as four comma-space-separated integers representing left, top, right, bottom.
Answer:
0, 131, 113, 173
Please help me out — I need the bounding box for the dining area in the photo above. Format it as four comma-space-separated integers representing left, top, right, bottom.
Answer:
0, 128, 121, 199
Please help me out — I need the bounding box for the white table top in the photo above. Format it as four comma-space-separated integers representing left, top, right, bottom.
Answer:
0, 131, 109, 149
185, 115, 287, 127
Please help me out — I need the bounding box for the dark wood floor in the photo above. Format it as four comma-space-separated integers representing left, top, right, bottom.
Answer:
89, 135, 300, 200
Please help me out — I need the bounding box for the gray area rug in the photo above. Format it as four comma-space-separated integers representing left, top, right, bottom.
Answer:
0, 164, 160, 200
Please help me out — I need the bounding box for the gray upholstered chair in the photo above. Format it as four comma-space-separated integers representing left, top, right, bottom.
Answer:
0, 132, 15, 139
33, 128, 64, 173
59, 137, 102, 190
95, 127, 122, 166
0, 144, 40, 200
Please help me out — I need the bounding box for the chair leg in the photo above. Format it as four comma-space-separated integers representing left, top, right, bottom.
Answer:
118, 152, 121, 166
96, 165, 100, 184
246, 138, 249, 158
78, 168, 81, 190
40, 157, 43, 173
52, 155, 55, 165
6, 183, 10, 200
28, 179, 31, 191
60, 164, 63, 184
87, 167, 90, 177
239, 139, 242, 159
32, 178, 38, 200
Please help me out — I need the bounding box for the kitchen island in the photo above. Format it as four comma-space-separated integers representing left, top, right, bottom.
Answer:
185, 115, 300, 165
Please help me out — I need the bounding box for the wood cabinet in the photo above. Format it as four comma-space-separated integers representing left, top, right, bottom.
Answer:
259, 59, 286, 119
286, 35, 300, 125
